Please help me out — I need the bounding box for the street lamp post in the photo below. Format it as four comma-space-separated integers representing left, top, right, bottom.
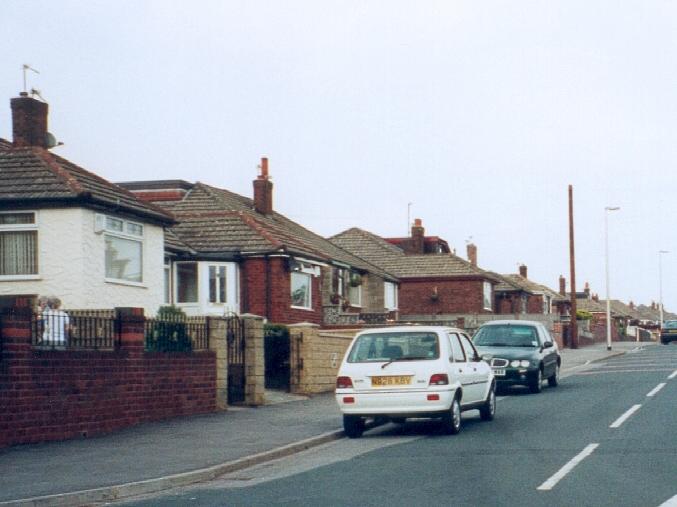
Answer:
605, 206, 620, 351
659, 250, 669, 329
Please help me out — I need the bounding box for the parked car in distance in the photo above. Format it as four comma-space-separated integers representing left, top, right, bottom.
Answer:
335, 326, 496, 438
660, 320, 677, 344
472, 320, 560, 394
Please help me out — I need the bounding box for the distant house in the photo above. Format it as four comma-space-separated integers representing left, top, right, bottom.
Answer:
0, 93, 174, 312
330, 220, 499, 319
120, 159, 399, 325
493, 265, 569, 316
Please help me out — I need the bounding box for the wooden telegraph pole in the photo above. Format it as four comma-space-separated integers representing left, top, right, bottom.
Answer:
568, 185, 578, 349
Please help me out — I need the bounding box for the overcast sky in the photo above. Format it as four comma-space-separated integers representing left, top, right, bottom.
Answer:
1, 1, 675, 312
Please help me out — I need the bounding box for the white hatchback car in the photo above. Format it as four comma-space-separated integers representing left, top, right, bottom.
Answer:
335, 326, 496, 438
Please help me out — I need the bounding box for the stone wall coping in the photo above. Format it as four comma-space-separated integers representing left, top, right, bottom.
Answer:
239, 313, 265, 320
287, 322, 321, 328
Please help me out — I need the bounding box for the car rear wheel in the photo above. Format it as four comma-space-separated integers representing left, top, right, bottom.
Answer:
529, 368, 543, 394
548, 363, 560, 387
441, 397, 462, 434
343, 415, 365, 438
479, 385, 496, 421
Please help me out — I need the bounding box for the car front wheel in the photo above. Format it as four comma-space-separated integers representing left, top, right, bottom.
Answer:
548, 363, 560, 387
479, 385, 496, 421
529, 368, 543, 394
441, 397, 462, 434
343, 415, 365, 438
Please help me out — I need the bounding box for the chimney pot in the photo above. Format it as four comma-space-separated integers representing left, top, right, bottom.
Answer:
559, 275, 566, 296
259, 157, 269, 179
11, 94, 49, 148
519, 265, 527, 278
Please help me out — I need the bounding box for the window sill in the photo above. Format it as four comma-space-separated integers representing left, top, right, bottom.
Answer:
104, 278, 147, 288
291, 305, 314, 311
0, 274, 41, 281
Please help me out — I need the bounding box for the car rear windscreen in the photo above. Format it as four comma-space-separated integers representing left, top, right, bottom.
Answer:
347, 332, 439, 362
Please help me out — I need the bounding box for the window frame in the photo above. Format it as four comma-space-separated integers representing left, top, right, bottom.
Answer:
483, 281, 493, 311
175, 261, 199, 304
0, 211, 39, 280
101, 214, 145, 285
291, 271, 312, 310
208, 264, 228, 304
348, 283, 362, 307
384, 281, 398, 311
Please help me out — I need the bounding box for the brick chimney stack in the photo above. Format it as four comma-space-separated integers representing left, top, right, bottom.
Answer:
410, 218, 425, 254
519, 264, 528, 278
253, 157, 273, 215
11, 92, 49, 148
559, 275, 566, 296
467, 243, 477, 266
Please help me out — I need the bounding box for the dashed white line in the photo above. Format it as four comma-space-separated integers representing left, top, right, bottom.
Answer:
610, 404, 642, 428
537, 443, 599, 491
647, 383, 666, 397
669, 370, 677, 380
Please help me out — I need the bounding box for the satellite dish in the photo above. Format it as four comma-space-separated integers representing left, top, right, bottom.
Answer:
45, 132, 62, 149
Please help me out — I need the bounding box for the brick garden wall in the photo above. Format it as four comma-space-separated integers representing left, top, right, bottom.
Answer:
0, 309, 216, 448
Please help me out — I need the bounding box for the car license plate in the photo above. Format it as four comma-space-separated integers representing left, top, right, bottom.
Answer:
371, 375, 412, 387
492, 368, 506, 377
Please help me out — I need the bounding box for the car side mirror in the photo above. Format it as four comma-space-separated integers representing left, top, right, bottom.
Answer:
543, 341, 553, 348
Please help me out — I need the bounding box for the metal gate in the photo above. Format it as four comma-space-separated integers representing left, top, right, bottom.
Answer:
264, 325, 291, 390
226, 315, 246, 404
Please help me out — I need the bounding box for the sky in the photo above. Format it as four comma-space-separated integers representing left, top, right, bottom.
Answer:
1, 1, 675, 312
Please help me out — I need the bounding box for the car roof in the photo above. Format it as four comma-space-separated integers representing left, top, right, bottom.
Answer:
479, 320, 544, 327
356, 326, 465, 335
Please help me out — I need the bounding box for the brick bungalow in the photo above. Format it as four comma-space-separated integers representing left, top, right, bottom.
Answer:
492, 264, 569, 316
120, 160, 399, 326
330, 220, 500, 319
0, 93, 174, 312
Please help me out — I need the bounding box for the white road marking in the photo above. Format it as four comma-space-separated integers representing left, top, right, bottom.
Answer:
657, 493, 677, 507
610, 404, 642, 428
537, 443, 599, 491
669, 370, 677, 380
647, 383, 667, 397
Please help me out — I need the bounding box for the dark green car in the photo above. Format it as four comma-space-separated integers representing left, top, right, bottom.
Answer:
473, 320, 560, 393
660, 320, 677, 344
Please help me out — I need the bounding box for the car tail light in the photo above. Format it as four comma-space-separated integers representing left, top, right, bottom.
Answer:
429, 373, 449, 385
336, 376, 353, 389
427, 394, 440, 401
343, 396, 355, 404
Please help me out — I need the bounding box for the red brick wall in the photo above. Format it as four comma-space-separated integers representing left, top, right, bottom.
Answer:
399, 279, 492, 315
589, 313, 620, 343
0, 310, 216, 448
241, 258, 322, 325
527, 295, 544, 314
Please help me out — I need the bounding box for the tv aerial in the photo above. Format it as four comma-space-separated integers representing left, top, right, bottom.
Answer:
22, 64, 39, 94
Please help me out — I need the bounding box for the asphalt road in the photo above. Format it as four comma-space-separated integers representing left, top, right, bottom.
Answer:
112, 345, 677, 507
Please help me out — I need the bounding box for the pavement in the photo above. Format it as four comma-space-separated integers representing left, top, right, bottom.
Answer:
0, 340, 653, 507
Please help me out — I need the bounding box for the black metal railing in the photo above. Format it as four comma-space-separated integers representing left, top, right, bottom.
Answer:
32, 310, 121, 350
145, 316, 210, 352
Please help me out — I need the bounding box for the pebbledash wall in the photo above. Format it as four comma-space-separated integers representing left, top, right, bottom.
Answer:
0, 308, 216, 448
0, 208, 165, 314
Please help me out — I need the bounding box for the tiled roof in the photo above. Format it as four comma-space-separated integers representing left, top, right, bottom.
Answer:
576, 297, 616, 314
0, 145, 173, 225
609, 300, 642, 319
0, 138, 12, 151
500, 274, 568, 302
144, 183, 397, 280
330, 227, 497, 280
